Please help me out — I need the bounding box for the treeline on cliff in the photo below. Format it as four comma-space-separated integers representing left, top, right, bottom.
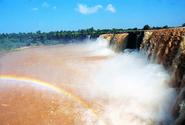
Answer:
0, 24, 184, 51
0, 28, 128, 51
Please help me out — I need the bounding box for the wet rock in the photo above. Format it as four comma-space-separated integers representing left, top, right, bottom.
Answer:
101, 28, 185, 125
100, 33, 129, 52
173, 88, 185, 125
99, 34, 114, 42
140, 28, 185, 88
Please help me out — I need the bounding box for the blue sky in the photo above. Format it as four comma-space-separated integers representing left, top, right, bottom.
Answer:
0, 0, 185, 33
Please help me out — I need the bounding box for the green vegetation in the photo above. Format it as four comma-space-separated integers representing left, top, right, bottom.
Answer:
0, 25, 181, 51
143, 25, 151, 30
0, 27, 133, 51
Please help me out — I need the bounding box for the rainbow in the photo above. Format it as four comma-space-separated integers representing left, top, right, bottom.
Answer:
0, 74, 105, 125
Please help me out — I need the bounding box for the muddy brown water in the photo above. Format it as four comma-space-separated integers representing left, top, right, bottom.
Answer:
0, 44, 111, 125
0, 42, 174, 125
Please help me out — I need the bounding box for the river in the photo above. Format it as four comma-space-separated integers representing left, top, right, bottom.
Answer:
0, 38, 175, 125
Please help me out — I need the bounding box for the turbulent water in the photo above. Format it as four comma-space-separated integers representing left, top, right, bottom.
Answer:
0, 38, 176, 125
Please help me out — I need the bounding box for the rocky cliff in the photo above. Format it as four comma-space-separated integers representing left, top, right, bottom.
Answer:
140, 28, 185, 125
140, 28, 185, 89
99, 31, 144, 52
100, 33, 128, 52
100, 27, 185, 125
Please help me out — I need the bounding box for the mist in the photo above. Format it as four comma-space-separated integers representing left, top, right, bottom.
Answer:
72, 38, 176, 125
0, 38, 176, 125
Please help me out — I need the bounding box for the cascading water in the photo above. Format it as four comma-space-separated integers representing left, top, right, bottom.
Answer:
0, 38, 176, 125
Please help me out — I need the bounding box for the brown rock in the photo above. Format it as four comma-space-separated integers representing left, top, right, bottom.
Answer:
100, 33, 129, 52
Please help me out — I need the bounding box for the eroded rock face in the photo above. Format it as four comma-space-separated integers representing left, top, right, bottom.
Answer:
99, 33, 129, 52
172, 88, 185, 125
110, 33, 129, 52
100, 28, 185, 125
140, 28, 185, 88
100, 31, 144, 52
99, 34, 114, 42
126, 31, 144, 49
140, 28, 185, 125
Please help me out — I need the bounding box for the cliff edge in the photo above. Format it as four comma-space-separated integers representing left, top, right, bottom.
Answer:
140, 28, 185, 125
100, 33, 129, 52
100, 27, 185, 125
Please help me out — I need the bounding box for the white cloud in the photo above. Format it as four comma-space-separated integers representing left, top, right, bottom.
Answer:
32, 7, 39, 11
106, 4, 116, 13
42, 1, 50, 8
77, 4, 103, 15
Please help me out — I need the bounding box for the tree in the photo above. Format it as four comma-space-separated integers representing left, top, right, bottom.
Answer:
182, 23, 185, 27
143, 25, 151, 30
36, 30, 41, 34
163, 25, 168, 29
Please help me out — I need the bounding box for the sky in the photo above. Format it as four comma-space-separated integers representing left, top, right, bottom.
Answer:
0, 0, 185, 33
